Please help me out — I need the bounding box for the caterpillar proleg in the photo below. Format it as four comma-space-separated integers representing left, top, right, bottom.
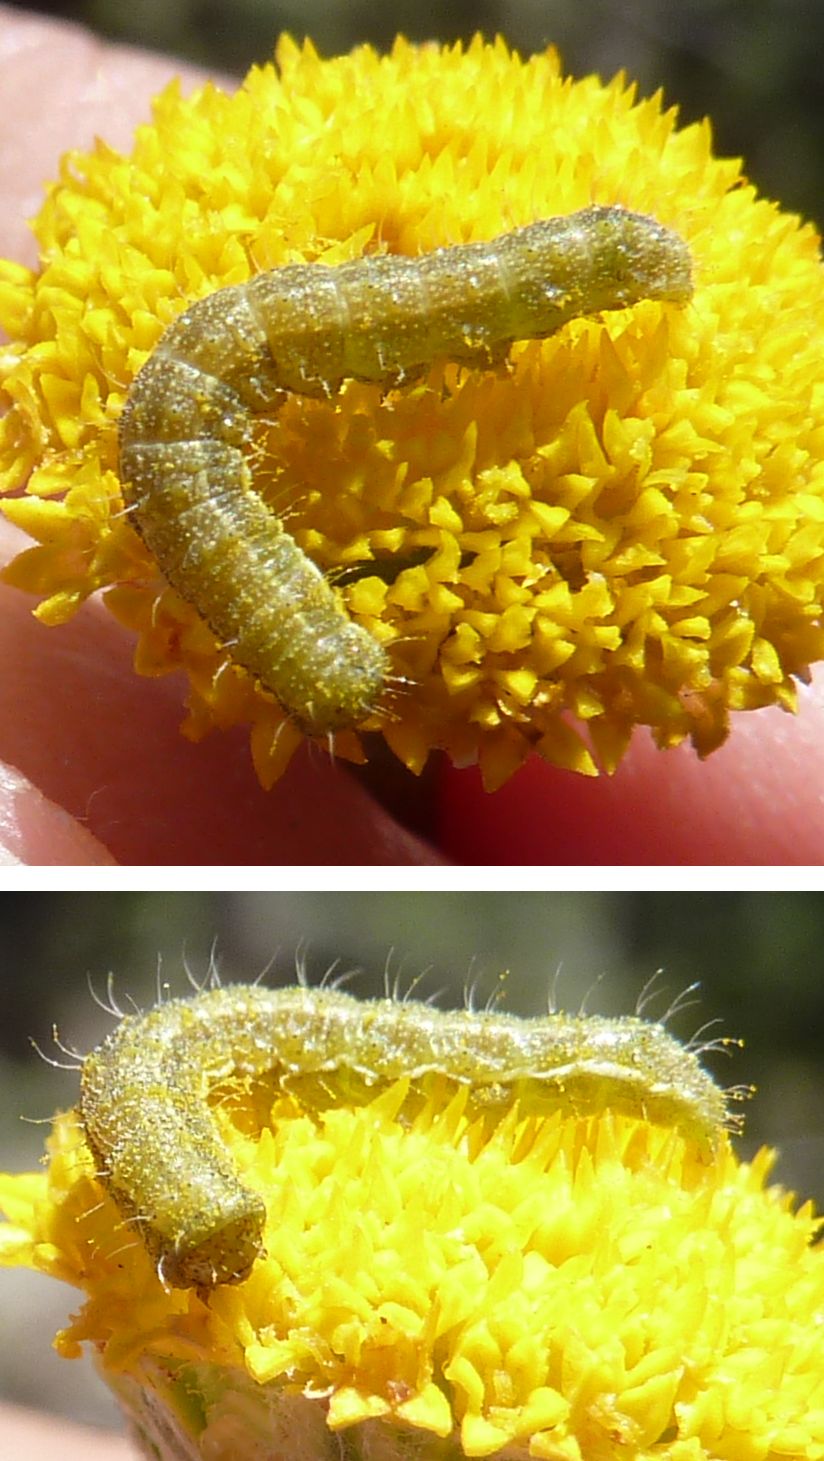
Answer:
117, 205, 692, 735
79, 980, 726, 1290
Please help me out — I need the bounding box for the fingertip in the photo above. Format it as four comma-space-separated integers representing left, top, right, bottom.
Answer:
438, 671, 824, 865
0, 761, 117, 865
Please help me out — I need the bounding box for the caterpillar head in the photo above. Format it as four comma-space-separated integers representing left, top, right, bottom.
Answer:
583, 204, 693, 307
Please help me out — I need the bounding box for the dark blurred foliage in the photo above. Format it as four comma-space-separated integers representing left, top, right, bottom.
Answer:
1, 889, 822, 1172
3, 0, 824, 225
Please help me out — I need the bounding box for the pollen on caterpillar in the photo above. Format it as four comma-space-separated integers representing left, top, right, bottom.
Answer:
77, 974, 735, 1292
117, 205, 693, 737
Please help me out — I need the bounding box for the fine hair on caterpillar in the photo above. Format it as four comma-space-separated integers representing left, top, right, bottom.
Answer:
118, 205, 693, 737
76, 974, 738, 1292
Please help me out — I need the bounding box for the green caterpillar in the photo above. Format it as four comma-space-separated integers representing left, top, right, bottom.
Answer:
118, 206, 692, 736
79, 980, 727, 1291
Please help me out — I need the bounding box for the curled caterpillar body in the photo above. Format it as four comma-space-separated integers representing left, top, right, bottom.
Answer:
79, 980, 725, 1290
118, 206, 693, 735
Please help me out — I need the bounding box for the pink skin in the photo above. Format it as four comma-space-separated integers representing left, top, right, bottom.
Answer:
0, 513, 444, 864
439, 663, 824, 865
3, 5, 824, 865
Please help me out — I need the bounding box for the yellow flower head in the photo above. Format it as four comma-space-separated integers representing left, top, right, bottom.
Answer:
2, 37, 824, 788
1, 986, 822, 1461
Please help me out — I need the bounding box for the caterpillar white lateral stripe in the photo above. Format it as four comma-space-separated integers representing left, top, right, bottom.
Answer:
78, 978, 726, 1289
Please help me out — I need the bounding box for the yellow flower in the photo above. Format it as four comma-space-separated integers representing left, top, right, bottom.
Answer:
1, 1073, 823, 1461
2, 37, 824, 789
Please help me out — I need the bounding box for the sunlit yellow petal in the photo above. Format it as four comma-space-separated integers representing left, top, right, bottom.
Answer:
2, 37, 824, 788
2, 1060, 823, 1461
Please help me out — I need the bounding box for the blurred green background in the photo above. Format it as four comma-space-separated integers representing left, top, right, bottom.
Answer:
4, 0, 824, 226
0, 890, 823, 1428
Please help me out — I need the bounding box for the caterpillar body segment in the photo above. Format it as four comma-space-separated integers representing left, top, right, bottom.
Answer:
117, 206, 692, 736
79, 979, 725, 1290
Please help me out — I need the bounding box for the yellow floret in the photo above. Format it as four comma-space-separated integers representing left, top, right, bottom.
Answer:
1, 1076, 823, 1461
2, 36, 824, 788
